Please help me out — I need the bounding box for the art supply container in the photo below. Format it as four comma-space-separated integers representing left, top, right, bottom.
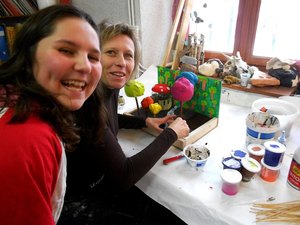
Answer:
240, 157, 261, 182
287, 147, 300, 191
240, 73, 251, 87
260, 159, 281, 182
183, 144, 210, 169
252, 98, 299, 137
221, 169, 242, 196
263, 141, 286, 167
247, 143, 265, 163
222, 157, 241, 171
245, 112, 280, 146
231, 149, 248, 161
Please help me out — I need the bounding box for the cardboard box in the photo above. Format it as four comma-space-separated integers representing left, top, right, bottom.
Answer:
125, 107, 218, 149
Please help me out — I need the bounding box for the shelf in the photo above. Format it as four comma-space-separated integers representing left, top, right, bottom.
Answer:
222, 83, 296, 97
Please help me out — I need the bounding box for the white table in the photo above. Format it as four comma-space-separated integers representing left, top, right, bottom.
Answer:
118, 65, 300, 225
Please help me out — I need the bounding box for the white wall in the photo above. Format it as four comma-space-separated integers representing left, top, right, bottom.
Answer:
72, 0, 173, 68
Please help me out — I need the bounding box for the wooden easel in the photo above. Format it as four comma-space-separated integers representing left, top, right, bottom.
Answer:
161, 0, 195, 70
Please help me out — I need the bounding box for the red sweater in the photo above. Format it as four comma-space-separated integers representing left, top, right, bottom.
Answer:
0, 109, 64, 225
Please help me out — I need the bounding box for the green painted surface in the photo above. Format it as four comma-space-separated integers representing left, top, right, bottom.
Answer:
157, 66, 221, 118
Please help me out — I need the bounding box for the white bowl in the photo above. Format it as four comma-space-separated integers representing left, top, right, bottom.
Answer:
279, 96, 300, 115
252, 98, 299, 137
183, 144, 210, 169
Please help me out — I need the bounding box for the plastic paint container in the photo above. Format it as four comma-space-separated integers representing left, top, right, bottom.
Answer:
263, 141, 286, 167
221, 169, 242, 196
231, 149, 248, 161
260, 159, 281, 182
247, 144, 265, 163
245, 112, 280, 146
287, 147, 300, 191
222, 157, 241, 171
240, 157, 261, 182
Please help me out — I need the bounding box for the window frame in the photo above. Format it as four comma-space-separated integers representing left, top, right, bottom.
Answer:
204, 0, 283, 71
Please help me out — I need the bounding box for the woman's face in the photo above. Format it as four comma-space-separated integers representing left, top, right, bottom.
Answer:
101, 34, 135, 89
33, 17, 102, 111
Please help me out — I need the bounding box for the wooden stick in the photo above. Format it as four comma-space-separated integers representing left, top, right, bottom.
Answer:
251, 200, 300, 223
161, 0, 186, 67
135, 97, 140, 116
172, 0, 195, 70
180, 101, 183, 118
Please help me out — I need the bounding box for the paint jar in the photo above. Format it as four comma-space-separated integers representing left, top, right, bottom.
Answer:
231, 149, 248, 161
263, 141, 286, 167
240, 157, 261, 182
222, 157, 241, 171
260, 159, 281, 182
221, 169, 242, 196
287, 147, 300, 191
240, 73, 251, 87
245, 112, 280, 146
247, 143, 265, 163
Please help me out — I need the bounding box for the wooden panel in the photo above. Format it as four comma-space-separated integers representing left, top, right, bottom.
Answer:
171, 0, 195, 70
161, 0, 185, 67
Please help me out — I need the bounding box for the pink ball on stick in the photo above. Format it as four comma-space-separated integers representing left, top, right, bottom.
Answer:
171, 77, 195, 118
171, 77, 194, 102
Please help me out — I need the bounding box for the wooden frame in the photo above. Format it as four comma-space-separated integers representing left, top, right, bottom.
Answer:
124, 108, 218, 150
161, 0, 195, 70
143, 117, 218, 149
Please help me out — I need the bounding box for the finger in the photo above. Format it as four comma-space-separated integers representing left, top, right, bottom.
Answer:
165, 114, 177, 120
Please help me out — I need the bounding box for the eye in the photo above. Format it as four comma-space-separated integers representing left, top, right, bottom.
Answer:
125, 53, 134, 60
105, 50, 116, 57
59, 48, 74, 55
88, 54, 100, 63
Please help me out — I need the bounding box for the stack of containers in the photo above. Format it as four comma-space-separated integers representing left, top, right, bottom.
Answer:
245, 112, 280, 146
260, 140, 286, 182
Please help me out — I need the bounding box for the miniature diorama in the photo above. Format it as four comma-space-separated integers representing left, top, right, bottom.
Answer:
126, 66, 222, 149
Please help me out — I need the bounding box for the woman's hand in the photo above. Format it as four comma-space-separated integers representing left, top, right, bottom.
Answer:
145, 115, 177, 132
146, 115, 190, 139
167, 117, 190, 139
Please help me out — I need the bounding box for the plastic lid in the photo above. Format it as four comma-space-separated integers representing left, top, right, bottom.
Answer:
221, 169, 242, 184
222, 157, 241, 169
241, 157, 261, 173
247, 144, 265, 156
231, 149, 248, 160
264, 141, 286, 153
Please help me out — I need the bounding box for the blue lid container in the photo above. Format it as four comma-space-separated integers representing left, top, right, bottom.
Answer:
222, 157, 242, 171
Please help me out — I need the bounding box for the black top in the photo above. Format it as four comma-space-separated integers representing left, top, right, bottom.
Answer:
65, 87, 178, 195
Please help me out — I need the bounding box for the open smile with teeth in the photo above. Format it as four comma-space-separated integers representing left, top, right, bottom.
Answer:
61, 80, 86, 91
112, 72, 125, 77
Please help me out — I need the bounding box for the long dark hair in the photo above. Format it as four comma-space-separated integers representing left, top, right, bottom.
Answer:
0, 5, 106, 151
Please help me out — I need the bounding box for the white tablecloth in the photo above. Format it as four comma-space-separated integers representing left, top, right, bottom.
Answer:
118, 65, 300, 225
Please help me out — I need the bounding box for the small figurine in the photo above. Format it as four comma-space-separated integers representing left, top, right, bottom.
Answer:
124, 80, 145, 115
141, 96, 154, 116
149, 103, 162, 117
151, 84, 172, 110
198, 58, 223, 77
222, 51, 254, 78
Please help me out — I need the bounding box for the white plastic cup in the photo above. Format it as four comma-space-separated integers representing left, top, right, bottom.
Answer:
240, 73, 251, 87
221, 169, 242, 195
